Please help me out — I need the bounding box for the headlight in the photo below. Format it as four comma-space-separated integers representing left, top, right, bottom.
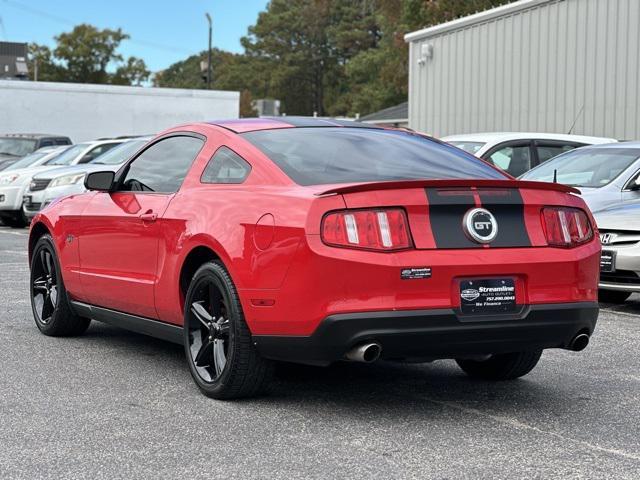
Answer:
48, 173, 86, 188
0, 174, 20, 185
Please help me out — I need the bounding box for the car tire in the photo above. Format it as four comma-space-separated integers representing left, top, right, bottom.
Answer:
30, 234, 91, 336
183, 261, 273, 399
598, 289, 631, 304
3, 214, 27, 228
456, 350, 542, 380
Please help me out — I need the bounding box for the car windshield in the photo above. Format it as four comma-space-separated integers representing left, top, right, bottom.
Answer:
0, 138, 37, 157
45, 144, 86, 165
521, 147, 640, 187
91, 139, 148, 165
5, 150, 51, 170
242, 128, 507, 186
447, 141, 486, 155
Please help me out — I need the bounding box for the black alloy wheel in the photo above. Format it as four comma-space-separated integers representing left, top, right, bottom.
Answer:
183, 261, 273, 399
30, 234, 90, 336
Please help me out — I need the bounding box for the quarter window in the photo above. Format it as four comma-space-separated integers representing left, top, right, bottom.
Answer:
201, 146, 251, 184
487, 145, 532, 177
119, 136, 204, 193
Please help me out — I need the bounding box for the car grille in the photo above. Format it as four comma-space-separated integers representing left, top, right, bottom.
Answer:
600, 270, 640, 285
599, 230, 640, 247
29, 178, 52, 192
23, 202, 42, 212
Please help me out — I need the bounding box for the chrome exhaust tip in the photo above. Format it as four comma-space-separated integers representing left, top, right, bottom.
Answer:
345, 342, 382, 363
569, 333, 590, 352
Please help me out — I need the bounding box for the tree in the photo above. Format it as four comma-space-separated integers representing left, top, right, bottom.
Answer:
27, 24, 150, 86
112, 57, 150, 86
27, 43, 65, 82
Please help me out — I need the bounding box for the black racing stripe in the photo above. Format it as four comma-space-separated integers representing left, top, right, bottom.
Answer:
426, 188, 531, 248
477, 189, 531, 247
426, 188, 482, 249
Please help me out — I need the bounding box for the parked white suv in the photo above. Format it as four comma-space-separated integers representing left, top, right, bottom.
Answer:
28, 137, 151, 217
0, 146, 70, 228
443, 132, 616, 177
21, 139, 127, 221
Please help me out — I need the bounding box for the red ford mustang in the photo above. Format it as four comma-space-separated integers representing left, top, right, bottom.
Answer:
28, 118, 600, 399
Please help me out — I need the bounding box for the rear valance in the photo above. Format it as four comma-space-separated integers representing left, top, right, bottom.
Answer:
316, 179, 580, 196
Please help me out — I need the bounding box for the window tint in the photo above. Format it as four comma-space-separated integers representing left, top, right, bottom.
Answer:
79, 143, 120, 164
242, 128, 506, 186
522, 148, 640, 187
536, 144, 579, 164
487, 145, 531, 177
201, 147, 251, 184
119, 136, 203, 193
91, 139, 149, 165
46, 144, 85, 165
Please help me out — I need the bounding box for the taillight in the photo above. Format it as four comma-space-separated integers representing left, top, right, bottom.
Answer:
541, 207, 593, 247
321, 208, 412, 251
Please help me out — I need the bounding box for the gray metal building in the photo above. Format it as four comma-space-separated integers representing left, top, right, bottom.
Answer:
405, 0, 640, 140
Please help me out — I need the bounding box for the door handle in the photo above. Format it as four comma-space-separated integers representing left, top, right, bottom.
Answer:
139, 212, 157, 222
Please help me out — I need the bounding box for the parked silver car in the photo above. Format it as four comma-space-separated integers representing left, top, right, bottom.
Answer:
595, 202, 640, 303
520, 142, 640, 213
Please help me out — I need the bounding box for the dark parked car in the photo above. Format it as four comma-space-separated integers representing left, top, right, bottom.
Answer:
0, 134, 72, 171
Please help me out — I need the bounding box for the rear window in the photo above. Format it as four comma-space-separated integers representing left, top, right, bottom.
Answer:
242, 128, 506, 186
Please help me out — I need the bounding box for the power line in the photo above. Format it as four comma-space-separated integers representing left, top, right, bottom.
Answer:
2, 0, 193, 54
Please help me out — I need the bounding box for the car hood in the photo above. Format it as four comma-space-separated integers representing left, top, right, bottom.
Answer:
32, 163, 122, 180
594, 202, 640, 231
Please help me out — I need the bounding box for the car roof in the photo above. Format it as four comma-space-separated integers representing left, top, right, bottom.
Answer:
206, 117, 382, 134
442, 132, 617, 144
573, 140, 640, 150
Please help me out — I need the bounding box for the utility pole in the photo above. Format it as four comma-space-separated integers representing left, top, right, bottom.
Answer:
205, 13, 212, 90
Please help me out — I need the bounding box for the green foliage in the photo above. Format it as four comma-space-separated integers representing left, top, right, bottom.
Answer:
27, 24, 149, 86
155, 0, 513, 116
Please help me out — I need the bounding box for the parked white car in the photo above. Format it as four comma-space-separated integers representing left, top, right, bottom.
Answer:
443, 132, 616, 177
0, 146, 70, 228
21, 138, 128, 221
24, 137, 150, 220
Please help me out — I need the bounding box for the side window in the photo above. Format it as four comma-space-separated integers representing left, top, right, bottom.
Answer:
201, 146, 251, 184
39, 140, 54, 148
55, 138, 71, 145
536, 143, 579, 164
487, 145, 532, 177
119, 136, 204, 193
79, 143, 119, 164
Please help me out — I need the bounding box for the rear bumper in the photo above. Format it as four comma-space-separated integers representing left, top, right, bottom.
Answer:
253, 302, 598, 366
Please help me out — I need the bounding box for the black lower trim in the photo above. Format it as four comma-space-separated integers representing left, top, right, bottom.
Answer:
70, 301, 183, 344
253, 302, 599, 366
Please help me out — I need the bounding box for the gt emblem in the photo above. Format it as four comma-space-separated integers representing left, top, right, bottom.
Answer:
600, 233, 616, 245
463, 208, 498, 244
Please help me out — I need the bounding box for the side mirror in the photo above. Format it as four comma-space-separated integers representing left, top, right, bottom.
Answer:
85, 171, 115, 191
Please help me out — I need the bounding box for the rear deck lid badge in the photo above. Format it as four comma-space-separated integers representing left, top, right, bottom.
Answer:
463, 208, 498, 244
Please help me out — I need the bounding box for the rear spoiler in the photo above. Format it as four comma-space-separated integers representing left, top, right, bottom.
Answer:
316, 179, 580, 196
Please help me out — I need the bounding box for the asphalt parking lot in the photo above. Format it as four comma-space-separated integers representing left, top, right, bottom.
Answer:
0, 226, 639, 479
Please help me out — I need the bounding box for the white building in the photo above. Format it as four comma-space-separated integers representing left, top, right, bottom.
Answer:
405, 0, 640, 139
0, 80, 239, 142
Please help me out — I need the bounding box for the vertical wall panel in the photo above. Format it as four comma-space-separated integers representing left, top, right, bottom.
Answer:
408, 0, 640, 139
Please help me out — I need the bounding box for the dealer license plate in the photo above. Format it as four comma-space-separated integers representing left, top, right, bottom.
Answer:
460, 278, 517, 315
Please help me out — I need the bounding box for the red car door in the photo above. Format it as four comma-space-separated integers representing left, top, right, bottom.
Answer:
77, 191, 171, 318
77, 134, 205, 319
